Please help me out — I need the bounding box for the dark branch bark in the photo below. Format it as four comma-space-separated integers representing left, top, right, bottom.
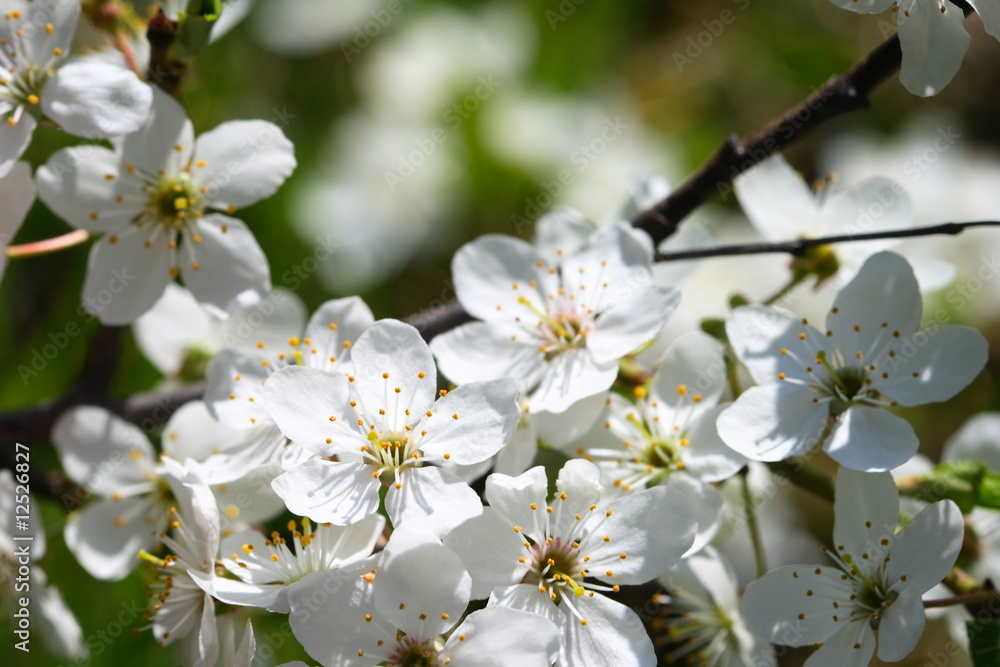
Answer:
632, 35, 903, 245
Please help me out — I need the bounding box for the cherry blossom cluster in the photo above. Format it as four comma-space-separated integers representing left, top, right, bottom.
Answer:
5, 2, 1000, 667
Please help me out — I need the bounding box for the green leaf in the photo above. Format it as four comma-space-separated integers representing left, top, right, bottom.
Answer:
968, 617, 1000, 667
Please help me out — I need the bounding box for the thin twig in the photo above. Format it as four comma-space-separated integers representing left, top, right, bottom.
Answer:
654, 220, 1000, 262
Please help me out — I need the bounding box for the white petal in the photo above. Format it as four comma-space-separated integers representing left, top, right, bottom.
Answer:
898, 0, 971, 96
218, 287, 307, 354
288, 571, 394, 667
25, 0, 79, 63
818, 177, 912, 257
81, 227, 174, 325
716, 384, 831, 462
968, 0, 1000, 40
530, 348, 618, 414
272, 460, 379, 526
560, 593, 657, 667
193, 120, 296, 209
664, 474, 725, 556
301, 295, 374, 372
943, 412, 1000, 470
182, 215, 270, 312
51, 405, 157, 494
562, 224, 655, 291
443, 508, 529, 600
875, 325, 988, 407
827, 251, 921, 354
204, 350, 274, 429
385, 466, 484, 536
824, 406, 919, 472
804, 619, 875, 667
262, 364, 357, 454
886, 500, 964, 593
197, 427, 287, 486
533, 206, 594, 261
352, 319, 438, 416
532, 391, 607, 448
191, 569, 283, 610
120, 87, 194, 175
442, 606, 561, 667
734, 153, 821, 241
42, 62, 152, 137
420, 379, 520, 465
742, 565, 849, 645
833, 469, 901, 558
652, 331, 727, 416
375, 530, 471, 638
31, 568, 86, 659
213, 463, 286, 526
727, 305, 819, 385
827, 0, 896, 13
0, 161, 33, 281
588, 285, 680, 363
876, 584, 926, 662
680, 404, 748, 482
65, 497, 159, 580
485, 466, 549, 540
431, 321, 546, 388
453, 234, 545, 322
0, 112, 35, 176
588, 484, 696, 583
133, 284, 214, 375
162, 400, 245, 461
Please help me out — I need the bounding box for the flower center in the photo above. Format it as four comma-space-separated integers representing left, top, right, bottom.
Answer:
362, 430, 423, 482
150, 173, 204, 226
0, 65, 46, 126
387, 635, 443, 667
523, 537, 586, 601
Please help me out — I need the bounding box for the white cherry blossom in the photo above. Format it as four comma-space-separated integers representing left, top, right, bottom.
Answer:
287, 529, 561, 667
719, 251, 989, 471
734, 153, 946, 287
142, 459, 220, 667
657, 547, 775, 667
0, 0, 152, 175
204, 295, 374, 430
265, 319, 520, 533
431, 223, 680, 414
445, 459, 697, 666
193, 515, 383, 613
572, 332, 746, 554
36, 87, 295, 324
828, 0, 1000, 96
742, 468, 964, 665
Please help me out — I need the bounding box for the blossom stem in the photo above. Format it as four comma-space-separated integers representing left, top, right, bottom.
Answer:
766, 460, 835, 504
740, 467, 767, 578
923, 589, 998, 609
6, 230, 90, 258
762, 273, 806, 307
114, 31, 143, 78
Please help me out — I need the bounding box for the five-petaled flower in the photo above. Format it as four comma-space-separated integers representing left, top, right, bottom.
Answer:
742, 468, 964, 665
718, 251, 988, 471
0, 0, 152, 176
37, 88, 296, 324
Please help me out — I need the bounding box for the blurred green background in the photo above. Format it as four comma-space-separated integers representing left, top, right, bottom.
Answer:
3, 0, 1000, 664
